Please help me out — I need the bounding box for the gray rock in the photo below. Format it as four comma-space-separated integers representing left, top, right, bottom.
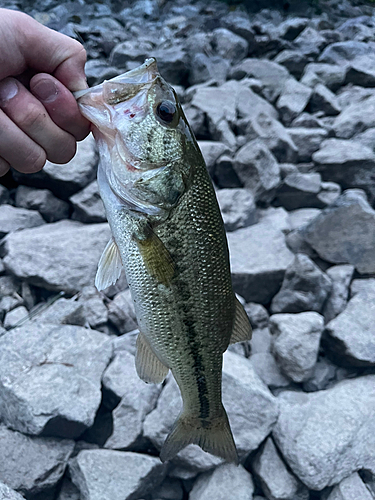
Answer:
333, 94, 375, 139
309, 83, 341, 116
324, 288, 375, 366
31, 298, 86, 327
189, 53, 229, 86
216, 189, 258, 231
271, 254, 332, 314
0, 425, 74, 497
252, 437, 309, 500
235, 80, 278, 120
250, 352, 290, 389
2, 220, 111, 294
0, 185, 10, 205
189, 463, 254, 500
0, 323, 112, 437
214, 155, 242, 189
151, 477, 184, 500
13, 134, 98, 199
350, 278, 375, 297
302, 357, 338, 392
327, 472, 373, 500
336, 85, 375, 109
294, 27, 327, 58
288, 208, 321, 231
78, 286, 108, 330
276, 17, 309, 41
151, 46, 189, 85
345, 54, 375, 88
110, 39, 153, 67
103, 349, 161, 450
276, 78, 312, 126
0, 276, 20, 297
272, 375, 375, 490
302, 189, 375, 274
288, 127, 329, 163
0, 205, 45, 238
273, 50, 308, 79
291, 113, 325, 128
3, 306, 27, 330
70, 180, 106, 223
212, 28, 248, 64
270, 312, 324, 382
107, 288, 137, 334
233, 139, 280, 204
275, 172, 326, 211
15, 186, 70, 222
84, 59, 120, 87
228, 214, 294, 304
0, 296, 23, 321
223, 11, 255, 44
354, 127, 375, 151
250, 328, 273, 355
56, 477, 80, 500
319, 41, 375, 65
198, 141, 231, 177
323, 265, 354, 323
244, 303, 269, 330
70, 450, 166, 500
0, 481, 25, 500
318, 182, 342, 207
300, 63, 346, 91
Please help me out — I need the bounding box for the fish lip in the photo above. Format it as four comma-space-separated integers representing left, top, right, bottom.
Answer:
73, 58, 159, 100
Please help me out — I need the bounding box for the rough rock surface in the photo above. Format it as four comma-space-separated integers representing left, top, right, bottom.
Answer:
0, 205, 45, 238
323, 265, 354, 323
0, 482, 25, 500
70, 180, 106, 223
216, 188, 258, 231
326, 472, 374, 500
15, 186, 70, 222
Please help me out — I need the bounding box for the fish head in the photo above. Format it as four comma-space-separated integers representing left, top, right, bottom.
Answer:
76, 58, 198, 216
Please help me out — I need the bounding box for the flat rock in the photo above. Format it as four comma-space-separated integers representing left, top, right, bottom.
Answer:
0, 323, 112, 437
288, 127, 329, 162
302, 189, 375, 274
345, 54, 375, 88
275, 172, 324, 211
252, 437, 309, 500
2, 220, 111, 294
319, 41, 375, 65
0, 482, 25, 500
300, 63, 346, 91
0, 425, 74, 497
333, 94, 375, 139
228, 215, 294, 304
323, 265, 354, 323
276, 78, 312, 126
250, 352, 290, 389
216, 188, 258, 231
15, 186, 70, 222
269, 312, 324, 382
288, 208, 321, 231
326, 472, 373, 500
272, 375, 375, 490
70, 180, 106, 223
271, 254, 332, 314
70, 450, 167, 500
0, 205, 45, 238
31, 297, 86, 326
189, 463, 254, 500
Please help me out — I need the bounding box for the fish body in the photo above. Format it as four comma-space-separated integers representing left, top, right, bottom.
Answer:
75, 59, 252, 463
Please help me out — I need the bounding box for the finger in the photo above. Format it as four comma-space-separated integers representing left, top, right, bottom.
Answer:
0, 77, 76, 164
0, 157, 10, 177
30, 74, 90, 141
0, 108, 46, 174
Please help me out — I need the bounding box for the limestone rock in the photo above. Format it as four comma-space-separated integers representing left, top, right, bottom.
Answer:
300, 63, 346, 91
15, 186, 69, 222
107, 288, 138, 334
276, 78, 312, 126
212, 28, 248, 64
288, 127, 328, 162
326, 473, 374, 500
0, 205, 45, 238
70, 180, 106, 223
309, 83, 341, 116
0, 481, 25, 500
216, 188, 258, 231
198, 141, 231, 177
31, 297, 86, 327
323, 265, 354, 323
250, 352, 290, 389
3, 306, 28, 330
333, 94, 375, 139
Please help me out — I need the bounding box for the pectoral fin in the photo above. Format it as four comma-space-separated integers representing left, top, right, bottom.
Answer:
136, 331, 169, 384
229, 297, 252, 345
133, 228, 176, 286
95, 237, 123, 291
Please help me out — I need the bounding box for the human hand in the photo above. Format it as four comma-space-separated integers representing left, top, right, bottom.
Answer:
0, 9, 90, 176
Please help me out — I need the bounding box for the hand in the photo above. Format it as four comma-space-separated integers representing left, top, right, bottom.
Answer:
0, 9, 90, 176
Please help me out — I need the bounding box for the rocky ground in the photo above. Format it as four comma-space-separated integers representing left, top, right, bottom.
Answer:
1, 0, 375, 499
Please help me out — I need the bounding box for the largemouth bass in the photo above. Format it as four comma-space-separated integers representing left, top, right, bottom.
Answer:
75, 58, 252, 463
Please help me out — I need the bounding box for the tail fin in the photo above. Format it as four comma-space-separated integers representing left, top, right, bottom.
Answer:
159, 406, 238, 464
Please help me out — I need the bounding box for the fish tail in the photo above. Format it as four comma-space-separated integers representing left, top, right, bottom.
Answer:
159, 405, 238, 464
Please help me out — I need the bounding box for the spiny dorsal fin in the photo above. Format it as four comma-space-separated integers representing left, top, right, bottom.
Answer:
229, 297, 252, 344
133, 228, 176, 286
136, 331, 169, 384
95, 237, 123, 291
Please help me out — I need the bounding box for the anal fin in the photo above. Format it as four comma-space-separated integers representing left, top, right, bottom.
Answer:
229, 297, 252, 345
95, 237, 123, 291
136, 331, 169, 384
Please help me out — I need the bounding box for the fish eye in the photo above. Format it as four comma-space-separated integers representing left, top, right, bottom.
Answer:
156, 101, 177, 123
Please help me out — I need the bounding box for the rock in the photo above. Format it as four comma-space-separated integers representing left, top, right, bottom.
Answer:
327, 472, 374, 500
319, 41, 375, 65
70, 450, 167, 500
288, 208, 321, 231
250, 327, 273, 355
189, 463, 254, 500
151, 46, 189, 86
273, 49, 308, 79
0, 323, 112, 437
230, 58, 290, 103
214, 155, 242, 189
271, 254, 332, 314
0, 185, 10, 204
70, 180, 106, 223
276, 17, 309, 41
272, 375, 375, 490
324, 288, 375, 367
102, 349, 161, 450
56, 477, 80, 500
294, 27, 327, 58
309, 83, 341, 116
198, 141, 231, 177
323, 265, 354, 323
345, 55, 375, 88
0, 425, 74, 497
0, 481, 25, 500
107, 288, 138, 334
212, 28, 248, 64
302, 357, 338, 392
84, 59, 120, 87
144, 351, 278, 467
250, 352, 290, 389
189, 53, 229, 86
232, 139, 280, 204
216, 189, 258, 231
276, 78, 312, 126
223, 11, 255, 45
2, 220, 111, 294
0, 296, 23, 321
78, 286, 108, 330
3, 306, 28, 330
288, 127, 329, 162
302, 189, 375, 274
15, 186, 70, 222
151, 477, 184, 500
244, 302, 269, 330
252, 437, 309, 500
235, 81, 278, 120
0, 205, 45, 238
332, 94, 375, 139
336, 85, 375, 109
275, 172, 326, 211
350, 278, 375, 297
12, 134, 98, 199
227, 213, 294, 304
0, 276, 20, 297
110, 39, 153, 67
269, 312, 324, 382
31, 298, 86, 326
300, 63, 346, 91
354, 127, 375, 151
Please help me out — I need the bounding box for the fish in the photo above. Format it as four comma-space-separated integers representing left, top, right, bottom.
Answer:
74, 58, 252, 463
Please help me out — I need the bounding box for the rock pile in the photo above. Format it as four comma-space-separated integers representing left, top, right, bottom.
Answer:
1, 0, 375, 499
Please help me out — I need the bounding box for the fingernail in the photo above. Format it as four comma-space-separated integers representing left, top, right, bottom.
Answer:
0, 79, 18, 102
33, 80, 58, 103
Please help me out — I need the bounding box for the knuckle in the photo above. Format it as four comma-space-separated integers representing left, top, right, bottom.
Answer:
19, 103, 47, 131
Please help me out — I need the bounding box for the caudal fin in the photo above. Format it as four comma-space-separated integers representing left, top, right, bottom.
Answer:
159, 406, 238, 464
